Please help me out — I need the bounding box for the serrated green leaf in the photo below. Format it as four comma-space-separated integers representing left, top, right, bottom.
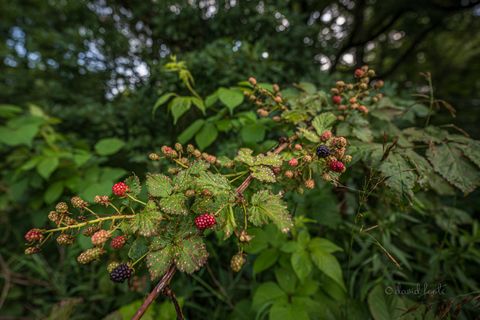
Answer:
253, 248, 279, 274
426, 144, 480, 194
456, 140, 480, 168
310, 249, 345, 290
254, 153, 283, 166
312, 112, 336, 135
274, 267, 297, 294
131, 200, 162, 237
298, 128, 320, 143
152, 92, 176, 116
218, 87, 244, 113
191, 97, 206, 114
352, 126, 373, 142
379, 153, 416, 198
128, 238, 148, 260
195, 122, 218, 150
196, 171, 231, 195
186, 160, 210, 175
235, 148, 255, 166
173, 235, 208, 273
44, 181, 64, 204
249, 190, 293, 232
125, 174, 141, 197
178, 119, 205, 144
146, 173, 173, 197
241, 123, 265, 144
252, 282, 287, 311
308, 238, 342, 253
146, 247, 173, 280
94, 138, 125, 156
251, 166, 276, 183
291, 249, 312, 281
170, 97, 192, 124
205, 92, 218, 107
158, 193, 188, 215
37, 157, 59, 179
368, 284, 406, 320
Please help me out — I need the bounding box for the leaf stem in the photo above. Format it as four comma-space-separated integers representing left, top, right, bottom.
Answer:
127, 194, 147, 206
42, 215, 135, 234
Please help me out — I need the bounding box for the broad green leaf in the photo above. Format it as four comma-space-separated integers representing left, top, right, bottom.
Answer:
128, 238, 148, 260
0, 123, 40, 146
274, 267, 297, 294
178, 119, 205, 144
147, 247, 173, 280
159, 193, 188, 215
269, 301, 309, 320
379, 153, 416, 197
218, 87, 244, 113
170, 97, 192, 124
190, 97, 206, 114
456, 140, 480, 168
44, 181, 64, 204
125, 174, 141, 196
251, 165, 276, 183
146, 173, 173, 197
253, 248, 279, 274
195, 171, 231, 195
249, 190, 293, 232
291, 250, 312, 281
195, 122, 218, 150
37, 157, 59, 179
426, 144, 480, 194
152, 92, 176, 116
308, 238, 343, 253
241, 123, 265, 144
254, 153, 283, 166
205, 92, 218, 107
352, 126, 373, 142
252, 282, 286, 311
298, 128, 320, 143
367, 284, 406, 320
235, 148, 255, 166
94, 138, 125, 156
310, 249, 345, 290
173, 235, 208, 273
297, 82, 317, 94
0, 104, 22, 118
131, 200, 162, 237
312, 112, 336, 135
72, 150, 91, 166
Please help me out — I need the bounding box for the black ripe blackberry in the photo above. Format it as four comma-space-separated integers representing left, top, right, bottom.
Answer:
110, 264, 133, 283
316, 145, 331, 158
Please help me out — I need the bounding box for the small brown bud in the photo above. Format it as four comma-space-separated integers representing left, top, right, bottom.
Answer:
257, 108, 269, 117
274, 96, 282, 103
55, 202, 68, 214
149, 153, 160, 161
239, 230, 253, 243
248, 77, 257, 86
272, 116, 281, 122
284, 170, 294, 179
272, 84, 280, 92
304, 179, 315, 189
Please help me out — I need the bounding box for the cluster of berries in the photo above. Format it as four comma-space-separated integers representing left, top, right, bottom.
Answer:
281, 132, 351, 187
331, 65, 384, 116
245, 77, 284, 122
150, 143, 230, 169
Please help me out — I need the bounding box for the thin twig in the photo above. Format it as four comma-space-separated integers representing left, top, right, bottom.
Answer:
163, 286, 184, 320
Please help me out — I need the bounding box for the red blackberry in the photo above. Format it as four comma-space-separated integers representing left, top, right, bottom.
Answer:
329, 160, 346, 173
112, 182, 129, 197
110, 263, 133, 283
195, 213, 216, 230
110, 235, 127, 249
288, 158, 299, 167
25, 229, 43, 243
332, 95, 342, 104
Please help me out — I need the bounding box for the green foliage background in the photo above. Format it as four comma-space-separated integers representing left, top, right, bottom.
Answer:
1, 1, 479, 319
